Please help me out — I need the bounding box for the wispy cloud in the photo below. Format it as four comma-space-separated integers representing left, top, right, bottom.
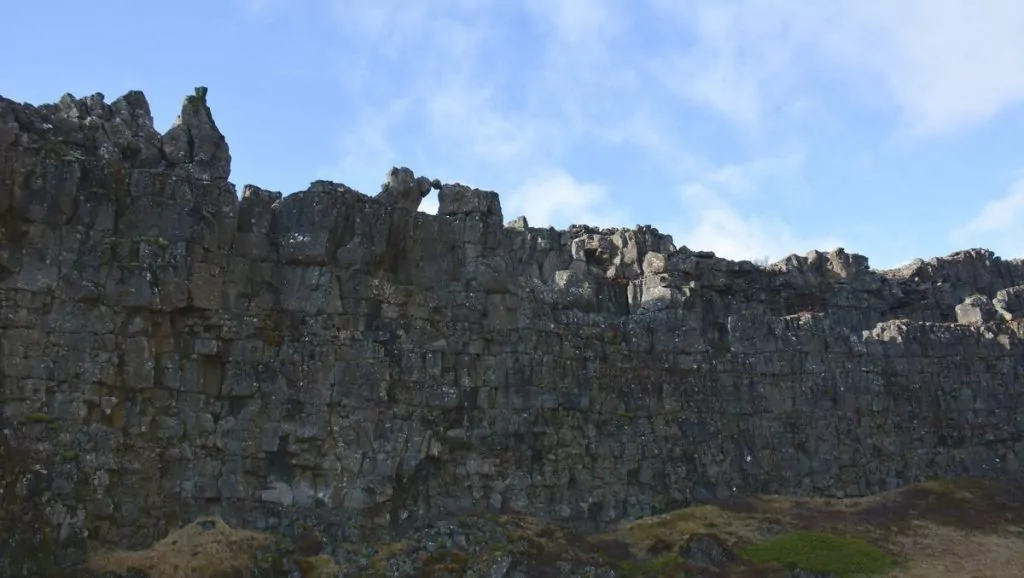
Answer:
504, 169, 627, 228
645, 0, 1024, 136
321, 0, 635, 216
953, 178, 1024, 258
678, 199, 839, 264
825, 0, 1024, 136
307, 0, 1024, 259
669, 155, 842, 262
644, 0, 810, 134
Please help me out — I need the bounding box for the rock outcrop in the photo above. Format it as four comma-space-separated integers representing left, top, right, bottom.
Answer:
1, 88, 1023, 573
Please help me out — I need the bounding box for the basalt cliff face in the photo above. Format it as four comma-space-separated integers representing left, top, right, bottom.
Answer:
1, 88, 1023, 571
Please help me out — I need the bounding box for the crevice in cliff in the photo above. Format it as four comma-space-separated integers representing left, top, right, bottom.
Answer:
388, 455, 441, 535
265, 437, 297, 484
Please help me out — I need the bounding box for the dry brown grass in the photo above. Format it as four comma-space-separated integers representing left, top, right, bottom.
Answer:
87, 517, 274, 578
888, 522, 1024, 578
607, 476, 1024, 577
619, 504, 776, 554
297, 554, 343, 578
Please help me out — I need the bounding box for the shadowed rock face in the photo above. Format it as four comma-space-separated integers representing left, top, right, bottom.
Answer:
375, 166, 440, 212
1, 88, 1023, 567
161, 86, 231, 183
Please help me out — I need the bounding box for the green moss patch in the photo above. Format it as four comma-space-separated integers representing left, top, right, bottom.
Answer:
27, 413, 55, 423
618, 554, 681, 577
740, 531, 894, 577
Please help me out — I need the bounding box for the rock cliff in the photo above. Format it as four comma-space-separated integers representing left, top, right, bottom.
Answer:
1, 87, 1023, 572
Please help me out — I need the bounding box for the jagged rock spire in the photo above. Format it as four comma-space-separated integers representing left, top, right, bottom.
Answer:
162, 86, 231, 182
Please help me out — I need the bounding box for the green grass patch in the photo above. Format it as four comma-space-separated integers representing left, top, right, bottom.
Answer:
740, 531, 894, 577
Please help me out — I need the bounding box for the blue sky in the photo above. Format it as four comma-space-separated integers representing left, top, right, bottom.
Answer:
5, 0, 1024, 268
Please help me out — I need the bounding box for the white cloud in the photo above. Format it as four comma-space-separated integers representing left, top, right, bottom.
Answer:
324, 0, 564, 176
307, 0, 1024, 265
696, 153, 805, 200
516, 0, 658, 154
310, 0, 836, 259
677, 194, 843, 264
823, 0, 1024, 136
952, 179, 1024, 257
645, 1, 805, 133
645, 0, 1024, 135
669, 156, 842, 262
425, 82, 548, 167
503, 169, 627, 229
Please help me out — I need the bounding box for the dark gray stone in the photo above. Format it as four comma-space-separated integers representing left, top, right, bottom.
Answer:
161, 86, 231, 182
679, 533, 738, 567
1, 88, 1024, 570
956, 294, 997, 325
376, 166, 434, 212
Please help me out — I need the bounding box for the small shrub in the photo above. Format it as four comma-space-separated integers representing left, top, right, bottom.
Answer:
740, 531, 894, 577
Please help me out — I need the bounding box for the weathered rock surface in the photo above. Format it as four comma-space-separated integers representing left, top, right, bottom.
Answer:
1, 88, 1024, 573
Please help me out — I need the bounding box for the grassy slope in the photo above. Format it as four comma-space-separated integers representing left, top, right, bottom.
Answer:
83, 476, 1024, 577
612, 476, 1024, 577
